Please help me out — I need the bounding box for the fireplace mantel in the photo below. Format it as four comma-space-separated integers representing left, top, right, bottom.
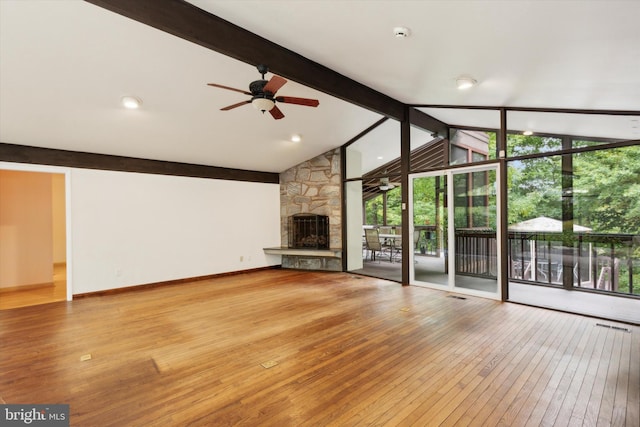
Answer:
263, 247, 342, 258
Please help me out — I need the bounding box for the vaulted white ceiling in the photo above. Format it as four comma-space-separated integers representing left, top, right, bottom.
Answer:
1, 0, 638, 174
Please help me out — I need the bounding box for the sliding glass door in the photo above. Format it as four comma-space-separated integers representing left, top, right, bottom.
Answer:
410, 172, 448, 285
410, 164, 501, 299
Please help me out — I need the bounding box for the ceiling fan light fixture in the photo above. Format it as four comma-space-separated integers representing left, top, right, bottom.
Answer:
379, 185, 390, 191
252, 97, 275, 112
209, 65, 319, 119
456, 76, 477, 90
121, 96, 142, 109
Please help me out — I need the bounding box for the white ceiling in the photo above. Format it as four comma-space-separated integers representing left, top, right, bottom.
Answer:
1, 0, 639, 174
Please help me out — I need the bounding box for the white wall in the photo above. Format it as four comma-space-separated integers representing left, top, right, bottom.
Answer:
346, 180, 364, 271
70, 168, 281, 294
0, 162, 282, 296
345, 148, 363, 271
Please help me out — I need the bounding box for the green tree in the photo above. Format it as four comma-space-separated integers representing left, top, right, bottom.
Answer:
386, 187, 402, 225
412, 176, 437, 225
364, 195, 383, 225
573, 145, 640, 234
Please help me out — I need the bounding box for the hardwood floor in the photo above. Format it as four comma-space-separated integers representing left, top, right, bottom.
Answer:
0, 269, 637, 426
0, 263, 67, 310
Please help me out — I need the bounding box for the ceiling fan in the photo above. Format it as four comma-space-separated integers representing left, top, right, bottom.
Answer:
207, 64, 320, 120
365, 177, 401, 191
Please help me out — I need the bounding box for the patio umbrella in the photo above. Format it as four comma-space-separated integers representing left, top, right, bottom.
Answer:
508, 217, 593, 283
508, 216, 592, 232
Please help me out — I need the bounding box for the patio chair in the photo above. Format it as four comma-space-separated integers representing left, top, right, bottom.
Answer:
389, 226, 402, 262
364, 228, 390, 262
379, 226, 392, 235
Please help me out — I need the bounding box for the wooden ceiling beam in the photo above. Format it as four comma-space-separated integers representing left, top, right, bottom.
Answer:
83, 0, 406, 121
409, 108, 449, 138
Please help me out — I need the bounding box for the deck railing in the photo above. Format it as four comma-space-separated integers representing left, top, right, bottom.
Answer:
508, 232, 639, 295
454, 229, 497, 279
449, 229, 639, 296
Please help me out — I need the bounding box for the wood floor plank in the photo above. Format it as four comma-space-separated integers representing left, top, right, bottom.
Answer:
364, 300, 527, 426
551, 324, 604, 426
343, 302, 513, 426
486, 313, 583, 426
534, 321, 595, 426
567, 324, 612, 427
611, 331, 632, 427
0, 269, 638, 426
524, 317, 587, 426
416, 306, 550, 426
585, 327, 618, 426
597, 328, 626, 426
462, 308, 559, 426
625, 330, 640, 427
329, 301, 499, 426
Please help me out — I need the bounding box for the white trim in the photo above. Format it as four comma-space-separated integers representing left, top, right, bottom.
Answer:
65, 170, 73, 301
0, 162, 73, 301
509, 282, 640, 325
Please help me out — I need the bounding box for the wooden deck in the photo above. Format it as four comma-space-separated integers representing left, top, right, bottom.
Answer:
0, 269, 637, 426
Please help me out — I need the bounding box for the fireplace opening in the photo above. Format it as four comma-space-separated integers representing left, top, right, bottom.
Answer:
288, 214, 329, 249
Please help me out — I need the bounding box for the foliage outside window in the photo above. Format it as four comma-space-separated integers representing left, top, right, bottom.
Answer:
412, 177, 438, 226
507, 155, 562, 225
507, 134, 562, 156
385, 187, 402, 225
364, 188, 402, 226
364, 194, 384, 225
412, 175, 444, 254
507, 136, 640, 295
572, 146, 640, 294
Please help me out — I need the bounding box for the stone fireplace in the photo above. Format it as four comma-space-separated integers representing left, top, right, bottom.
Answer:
266, 148, 342, 271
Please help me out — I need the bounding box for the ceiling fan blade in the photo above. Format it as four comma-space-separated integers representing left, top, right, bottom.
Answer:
263, 75, 287, 95
276, 96, 319, 107
207, 83, 251, 96
220, 100, 251, 111
269, 105, 285, 120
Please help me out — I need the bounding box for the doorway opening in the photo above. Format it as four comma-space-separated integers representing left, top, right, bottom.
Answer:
0, 169, 68, 310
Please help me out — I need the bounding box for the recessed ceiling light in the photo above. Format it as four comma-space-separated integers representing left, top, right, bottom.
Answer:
393, 27, 410, 38
291, 134, 301, 143
377, 156, 384, 160
523, 130, 533, 136
456, 76, 477, 90
121, 96, 142, 109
